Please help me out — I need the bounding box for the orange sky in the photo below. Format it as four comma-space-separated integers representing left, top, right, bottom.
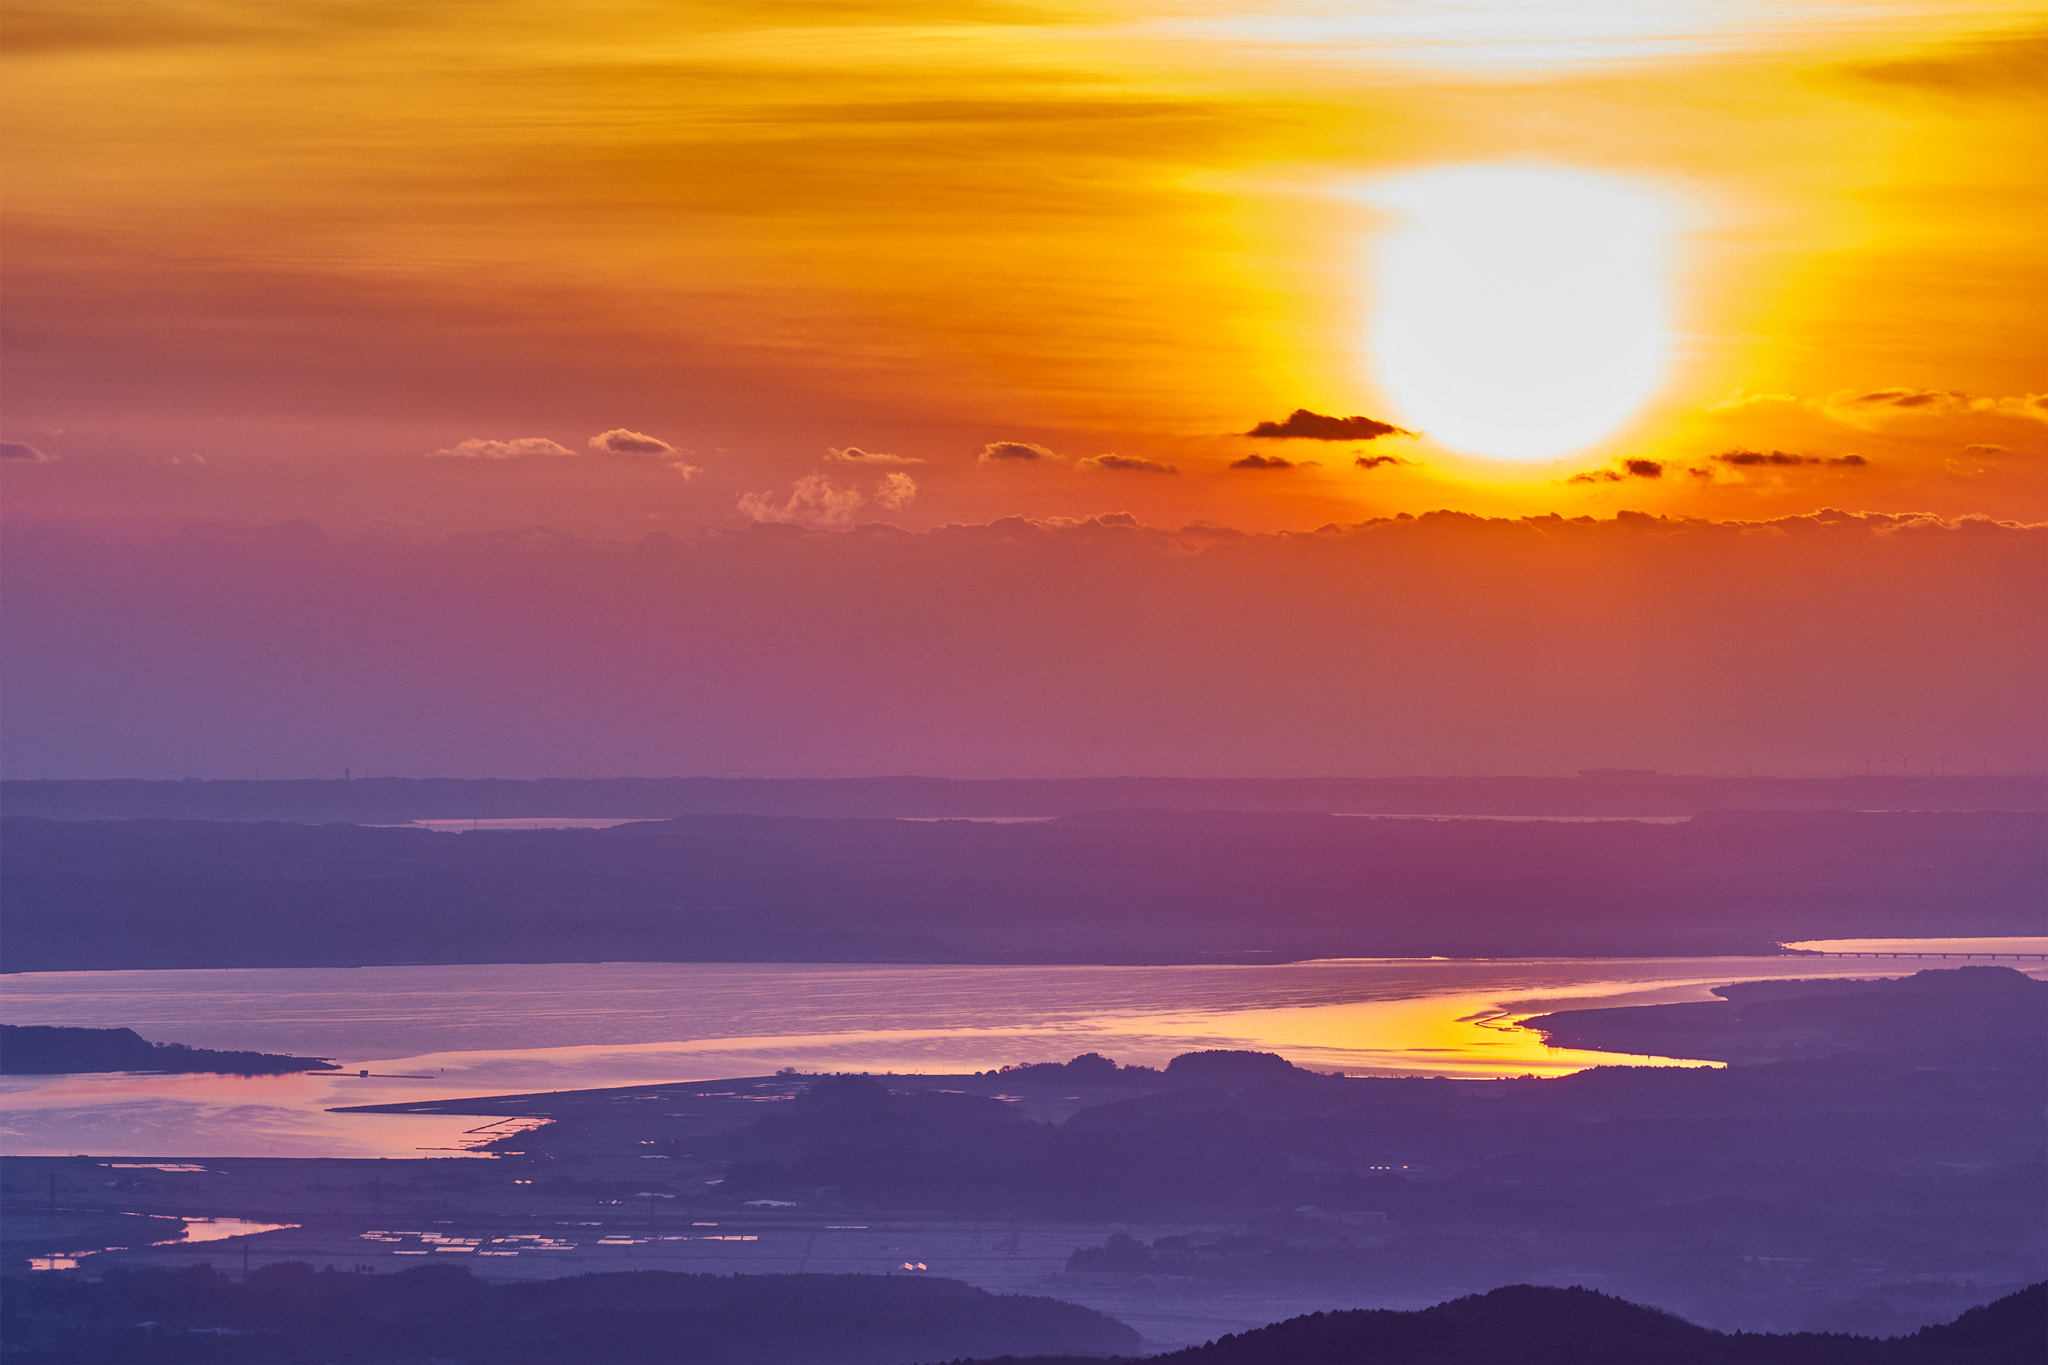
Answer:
2, 3, 2044, 780
3, 0, 2042, 537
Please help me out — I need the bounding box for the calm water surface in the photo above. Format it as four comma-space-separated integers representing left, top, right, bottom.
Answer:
5, 949, 2041, 1158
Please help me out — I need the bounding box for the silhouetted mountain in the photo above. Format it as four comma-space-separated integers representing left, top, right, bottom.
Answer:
0, 1263, 1140, 1364
939, 1281, 2046, 1364
0, 1025, 338, 1076
4, 773, 2039, 823
1526, 967, 2048, 1067
4, 808, 2039, 969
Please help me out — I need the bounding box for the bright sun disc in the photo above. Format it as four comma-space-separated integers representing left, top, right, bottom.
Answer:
1360, 164, 1683, 462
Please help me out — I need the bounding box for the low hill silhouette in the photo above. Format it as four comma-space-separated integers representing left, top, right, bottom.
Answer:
942, 1281, 2046, 1364
0, 1024, 337, 1076
1525, 966, 2047, 1067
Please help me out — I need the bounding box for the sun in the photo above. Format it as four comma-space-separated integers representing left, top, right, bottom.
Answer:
1358, 163, 1685, 462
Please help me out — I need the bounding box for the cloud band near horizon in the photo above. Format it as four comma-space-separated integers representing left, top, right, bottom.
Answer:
3, 509, 2038, 781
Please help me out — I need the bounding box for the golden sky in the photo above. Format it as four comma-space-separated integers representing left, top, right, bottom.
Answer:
3, 0, 2043, 535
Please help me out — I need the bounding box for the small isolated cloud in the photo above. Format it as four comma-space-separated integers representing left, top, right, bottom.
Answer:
1, 440, 56, 463
827, 446, 925, 467
1714, 449, 1868, 468
1836, 388, 1970, 415
1077, 454, 1179, 474
1962, 443, 2010, 456
873, 471, 917, 510
737, 474, 866, 528
1229, 453, 1317, 470
980, 440, 1059, 463
588, 428, 700, 477
1704, 389, 1799, 413
1245, 409, 1413, 440
430, 436, 575, 460
1354, 453, 1413, 470
589, 428, 677, 457
1568, 459, 1664, 484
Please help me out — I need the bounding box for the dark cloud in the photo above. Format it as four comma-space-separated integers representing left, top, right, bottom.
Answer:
1077, 454, 1179, 474
589, 428, 678, 457
1245, 409, 1413, 440
1716, 449, 1869, 468
1229, 453, 1316, 470
1569, 459, 1663, 484
1, 440, 56, 463
827, 447, 925, 467
1353, 454, 1412, 470
980, 440, 1058, 463
1845, 31, 2048, 99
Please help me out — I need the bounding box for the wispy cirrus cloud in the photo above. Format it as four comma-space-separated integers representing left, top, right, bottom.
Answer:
589, 428, 701, 476
1709, 388, 2048, 430
827, 447, 925, 467
589, 428, 677, 457
1077, 454, 1179, 474
979, 440, 1059, 463
429, 437, 576, 460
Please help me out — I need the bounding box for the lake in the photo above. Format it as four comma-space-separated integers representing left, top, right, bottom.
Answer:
5, 945, 2042, 1158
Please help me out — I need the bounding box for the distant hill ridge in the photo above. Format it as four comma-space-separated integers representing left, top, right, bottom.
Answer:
943, 1281, 2047, 1364
5, 809, 2038, 969
4, 772, 2041, 823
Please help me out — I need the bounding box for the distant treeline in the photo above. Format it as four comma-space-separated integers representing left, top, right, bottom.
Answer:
4, 1265, 2033, 1363
0, 1264, 1139, 1364
1, 808, 2040, 970
1525, 965, 2048, 1067
3, 772, 2041, 823
0, 1025, 337, 1076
